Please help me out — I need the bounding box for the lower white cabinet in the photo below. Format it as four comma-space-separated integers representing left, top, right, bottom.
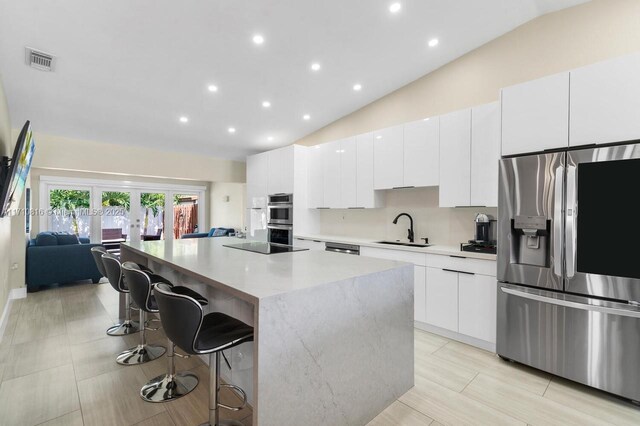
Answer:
414, 266, 427, 323
293, 238, 325, 251
458, 273, 497, 343
425, 267, 459, 331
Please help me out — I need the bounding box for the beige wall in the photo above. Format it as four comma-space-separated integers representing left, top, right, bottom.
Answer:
209, 182, 246, 230
26, 131, 246, 183
297, 0, 640, 244
0, 75, 15, 311
297, 0, 640, 146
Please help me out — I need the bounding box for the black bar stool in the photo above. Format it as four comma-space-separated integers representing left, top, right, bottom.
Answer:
97, 249, 140, 336
122, 262, 209, 402
154, 282, 253, 426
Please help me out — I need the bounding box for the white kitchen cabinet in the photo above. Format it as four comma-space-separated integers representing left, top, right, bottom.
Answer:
293, 237, 325, 251
323, 140, 342, 208
341, 137, 358, 208
307, 145, 325, 208
267, 146, 294, 195
356, 133, 382, 208
439, 109, 471, 207
404, 117, 440, 188
373, 125, 404, 190
414, 265, 427, 323
501, 72, 569, 156
471, 102, 501, 207
246, 152, 268, 208
570, 52, 640, 146
426, 267, 459, 331
458, 273, 497, 344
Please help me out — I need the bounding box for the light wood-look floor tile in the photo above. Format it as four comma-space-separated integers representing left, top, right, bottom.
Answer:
462, 373, 615, 426
543, 377, 640, 426
61, 291, 111, 322
65, 314, 114, 345
39, 410, 84, 426
71, 335, 129, 381
4, 334, 72, 380
134, 412, 176, 426
11, 299, 66, 345
77, 366, 166, 426
399, 375, 524, 426
414, 351, 478, 392
432, 341, 551, 396
0, 299, 24, 348
367, 401, 433, 426
0, 364, 80, 426
414, 330, 448, 356
163, 364, 252, 426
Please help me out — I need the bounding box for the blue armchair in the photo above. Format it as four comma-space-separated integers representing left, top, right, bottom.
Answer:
26, 232, 104, 292
181, 227, 235, 239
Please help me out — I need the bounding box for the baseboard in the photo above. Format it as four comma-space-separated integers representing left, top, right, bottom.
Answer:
0, 287, 27, 344
414, 321, 496, 353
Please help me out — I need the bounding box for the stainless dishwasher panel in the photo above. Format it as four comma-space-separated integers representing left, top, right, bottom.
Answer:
325, 242, 360, 255
497, 283, 640, 402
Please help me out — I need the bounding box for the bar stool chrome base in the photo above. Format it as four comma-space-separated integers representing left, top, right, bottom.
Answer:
198, 420, 245, 426
106, 320, 139, 336
141, 372, 199, 402
116, 344, 165, 365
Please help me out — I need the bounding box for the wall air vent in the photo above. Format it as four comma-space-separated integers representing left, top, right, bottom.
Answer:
25, 47, 55, 71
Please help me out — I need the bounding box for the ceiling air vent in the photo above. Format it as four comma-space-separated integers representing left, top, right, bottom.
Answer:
25, 47, 55, 71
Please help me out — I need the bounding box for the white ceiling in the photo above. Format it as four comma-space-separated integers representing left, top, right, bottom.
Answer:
0, 0, 587, 161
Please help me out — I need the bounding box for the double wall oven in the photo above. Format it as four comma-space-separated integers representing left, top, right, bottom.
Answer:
267, 193, 293, 245
497, 142, 640, 402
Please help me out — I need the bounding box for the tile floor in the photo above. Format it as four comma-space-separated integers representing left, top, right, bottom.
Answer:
1, 281, 639, 425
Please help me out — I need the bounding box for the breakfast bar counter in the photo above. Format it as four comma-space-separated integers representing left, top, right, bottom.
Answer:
120, 237, 414, 426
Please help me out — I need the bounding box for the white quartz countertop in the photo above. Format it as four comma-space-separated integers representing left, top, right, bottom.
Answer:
294, 234, 497, 261
121, 237, 410, 301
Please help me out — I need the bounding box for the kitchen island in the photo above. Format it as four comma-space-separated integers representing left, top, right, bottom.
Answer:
120, 237, 414, 426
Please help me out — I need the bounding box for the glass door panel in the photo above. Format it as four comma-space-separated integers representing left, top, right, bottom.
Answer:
100, 190, 131, 253
173, 193, 199, 239
140, 192, 166, 241
48, 187, 92, 238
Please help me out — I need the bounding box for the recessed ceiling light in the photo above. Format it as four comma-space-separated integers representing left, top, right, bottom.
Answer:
267, 136, 274, 142
428, 38, 439, 47
228, 127, 236, 134
262, 101, 271, 108
252, 34, 265, 45
353, 83, 362, 91
303, 114, 311, 121
179, 116, 189, 123
207, 84, 218, 92
389, 2, 402, 13
423, 118, 430, 121
375, 135, 382, 140
310, 62, 321, 71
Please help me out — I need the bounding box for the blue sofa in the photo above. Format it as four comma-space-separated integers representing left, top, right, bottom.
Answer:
26, 232, 104, 292
181, 227, 235, 239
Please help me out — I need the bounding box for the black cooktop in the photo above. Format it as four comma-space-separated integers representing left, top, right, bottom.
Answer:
223, 242, 308, 255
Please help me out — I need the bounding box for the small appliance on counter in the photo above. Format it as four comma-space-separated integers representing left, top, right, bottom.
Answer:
460, 213, 497, 254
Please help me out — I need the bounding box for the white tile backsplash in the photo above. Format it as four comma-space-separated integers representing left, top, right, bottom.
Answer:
318, 187, 497, 246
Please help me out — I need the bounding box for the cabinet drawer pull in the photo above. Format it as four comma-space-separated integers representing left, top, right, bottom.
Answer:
449, 255, 466, 259
392, 186, 415, 190
442, 268, 475, 275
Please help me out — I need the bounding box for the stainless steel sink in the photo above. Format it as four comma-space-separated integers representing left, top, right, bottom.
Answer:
376, 240, 430, 248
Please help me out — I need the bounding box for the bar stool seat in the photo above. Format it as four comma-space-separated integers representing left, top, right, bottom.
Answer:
154, 282, 253, 426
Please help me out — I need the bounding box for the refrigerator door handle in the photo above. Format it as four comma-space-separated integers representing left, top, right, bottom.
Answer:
566, 165, 577, 278
500, 286, 640, 318
553, 165, 564, 277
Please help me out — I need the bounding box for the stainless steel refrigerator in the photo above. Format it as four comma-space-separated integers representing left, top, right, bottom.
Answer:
497, 141, 640, 402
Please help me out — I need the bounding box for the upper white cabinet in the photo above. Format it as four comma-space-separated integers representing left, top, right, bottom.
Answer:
471, 102, 501, 207
570, 52, 640, 146
403, 118, 440, 187
246, 152, 269, 207
373, 125, 404, 190
439, 109, 471, 207
341, 137, 358, 208
355, 133, 382, 209
501, 72, 570, 156
323, 140, 342, 208
267, 146, 294, 195
307, 145, 325, 208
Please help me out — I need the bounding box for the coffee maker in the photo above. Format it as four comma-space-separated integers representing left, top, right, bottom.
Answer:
461, 213, 497, 254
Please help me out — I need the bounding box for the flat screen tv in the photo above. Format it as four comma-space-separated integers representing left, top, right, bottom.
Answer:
0, 121, 35, 217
